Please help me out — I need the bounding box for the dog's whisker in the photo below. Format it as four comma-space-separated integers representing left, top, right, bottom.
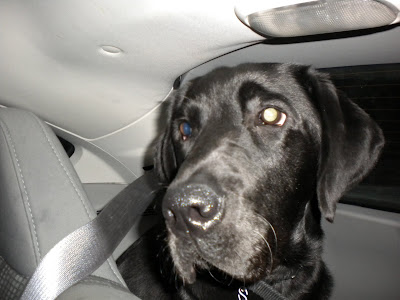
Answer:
256, 213, 278, 255
208, 269, 224, 284
182, 96, 196, 102
175, 273, 179, 290
228, 274, 235, 287
224, 190, 278, 264
224, 270, 235, 287
254, 230, 274, 274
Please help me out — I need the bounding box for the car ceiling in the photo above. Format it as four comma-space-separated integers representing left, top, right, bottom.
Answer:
0, 0, 263, 139
1, 0, 400, 181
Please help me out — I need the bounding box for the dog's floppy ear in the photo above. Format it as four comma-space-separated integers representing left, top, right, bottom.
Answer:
154, 101, 178, 184
155, 129, 177, 184
304, 67, 384, 222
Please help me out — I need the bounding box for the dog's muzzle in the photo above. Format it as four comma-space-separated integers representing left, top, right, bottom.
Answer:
162, 183, 223, 237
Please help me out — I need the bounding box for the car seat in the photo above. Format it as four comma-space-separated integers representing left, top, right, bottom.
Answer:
0, 108, 138, 299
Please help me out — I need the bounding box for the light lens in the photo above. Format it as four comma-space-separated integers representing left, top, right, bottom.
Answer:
247, 0, 398, 37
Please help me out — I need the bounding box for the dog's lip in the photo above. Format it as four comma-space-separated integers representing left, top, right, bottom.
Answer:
185, 265, 196, 284
174, 255, 197, 284
170, 229, 267, 284
168, 228, 217, 282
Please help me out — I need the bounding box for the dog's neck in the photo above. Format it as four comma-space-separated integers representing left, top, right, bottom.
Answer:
262, 200, 332, 299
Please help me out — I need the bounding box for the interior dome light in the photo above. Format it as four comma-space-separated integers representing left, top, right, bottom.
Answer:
235, 0, 399, 37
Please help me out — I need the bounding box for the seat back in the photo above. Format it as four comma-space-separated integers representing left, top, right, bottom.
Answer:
0, 108, 137, 299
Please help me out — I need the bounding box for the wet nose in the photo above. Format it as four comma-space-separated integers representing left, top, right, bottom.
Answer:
162, 184, 222, 236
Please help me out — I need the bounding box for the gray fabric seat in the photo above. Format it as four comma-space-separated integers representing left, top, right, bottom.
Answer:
0, 108, 138, 299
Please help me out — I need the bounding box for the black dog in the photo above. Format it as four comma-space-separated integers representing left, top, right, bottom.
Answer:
117, 63, 384, 299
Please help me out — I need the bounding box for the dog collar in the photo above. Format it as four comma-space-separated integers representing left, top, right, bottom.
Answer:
238, 281, 288, 300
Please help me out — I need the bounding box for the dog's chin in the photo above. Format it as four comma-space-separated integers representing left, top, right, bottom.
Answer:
176, 262, 197, 284
171, 252, 267, 285
167, 231, 269, 285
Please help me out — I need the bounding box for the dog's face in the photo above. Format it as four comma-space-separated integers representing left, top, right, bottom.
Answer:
155, 63, 384, 284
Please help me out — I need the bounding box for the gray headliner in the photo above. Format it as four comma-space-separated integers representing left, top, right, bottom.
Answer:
0, 0, 263, 140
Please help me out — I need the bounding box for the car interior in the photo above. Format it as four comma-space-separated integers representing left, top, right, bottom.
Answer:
0, 1, 399, 299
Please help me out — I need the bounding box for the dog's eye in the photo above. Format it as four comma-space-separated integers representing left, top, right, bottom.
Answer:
260, 107, 287, 126
179, 122, 192, 141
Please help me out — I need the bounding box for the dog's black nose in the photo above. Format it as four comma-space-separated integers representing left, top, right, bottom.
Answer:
162, 184, 222, 236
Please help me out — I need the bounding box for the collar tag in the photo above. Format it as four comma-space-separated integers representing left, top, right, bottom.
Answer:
238, 287, 249, 300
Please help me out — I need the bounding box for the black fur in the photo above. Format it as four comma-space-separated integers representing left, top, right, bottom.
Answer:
117, 63, 384, 299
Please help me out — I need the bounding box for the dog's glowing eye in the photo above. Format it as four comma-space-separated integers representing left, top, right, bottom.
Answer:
179, 122, 192, 140
260, 107, 287, 126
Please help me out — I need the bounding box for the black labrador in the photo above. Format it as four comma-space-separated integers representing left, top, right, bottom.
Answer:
117, 63, 384, 299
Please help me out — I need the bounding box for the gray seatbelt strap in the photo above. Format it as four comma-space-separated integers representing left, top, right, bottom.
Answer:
21, 171, 160, 300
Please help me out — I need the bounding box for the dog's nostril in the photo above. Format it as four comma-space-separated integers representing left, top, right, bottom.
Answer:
164, 206, 182, 231
198, 203, 213, 217
189, 201, 219, 219
187, 202, 221, 231
165, 209, 176, 223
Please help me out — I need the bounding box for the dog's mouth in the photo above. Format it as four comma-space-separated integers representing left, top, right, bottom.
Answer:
166, 230, 202, 284
165, 217, 274, 285
167, 237, 227, 284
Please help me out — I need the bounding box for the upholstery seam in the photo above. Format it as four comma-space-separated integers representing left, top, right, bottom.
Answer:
81, 275, 130, 293
33, 114, 92, 219
105, 258, 126, 286
0, 118, 42, 263
32, 113, 126, 286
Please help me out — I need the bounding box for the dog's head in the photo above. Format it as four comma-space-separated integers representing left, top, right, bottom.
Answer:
154, 63, 384, 284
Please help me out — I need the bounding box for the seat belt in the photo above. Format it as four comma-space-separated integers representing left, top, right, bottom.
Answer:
21, 171, 160, 300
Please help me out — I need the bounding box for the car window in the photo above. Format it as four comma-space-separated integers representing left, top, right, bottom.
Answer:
322, 64, 400, 213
